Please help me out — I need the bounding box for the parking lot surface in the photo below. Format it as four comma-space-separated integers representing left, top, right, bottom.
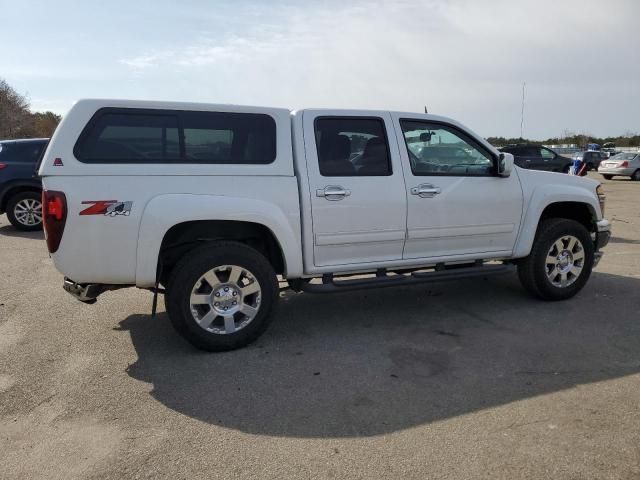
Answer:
1, 173, 639, 479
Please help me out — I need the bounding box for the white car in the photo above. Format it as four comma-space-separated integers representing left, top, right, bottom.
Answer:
38, 99, 611, 351
598, 152, 640, 181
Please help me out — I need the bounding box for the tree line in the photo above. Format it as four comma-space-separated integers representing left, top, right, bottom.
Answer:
1, 76, 638, 147
0, 77, 61, 139
486, 132, 640, 148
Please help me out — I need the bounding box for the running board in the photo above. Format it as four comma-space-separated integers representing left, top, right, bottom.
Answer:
300, 263, 513, 294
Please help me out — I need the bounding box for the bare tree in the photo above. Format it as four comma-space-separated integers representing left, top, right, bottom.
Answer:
0, 78, 32, 138
0, 78, 61, 139
31, 111, 61, 138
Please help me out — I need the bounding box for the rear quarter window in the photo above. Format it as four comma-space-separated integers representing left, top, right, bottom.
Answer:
3, 141, 47, 164
74, 108, 277, 164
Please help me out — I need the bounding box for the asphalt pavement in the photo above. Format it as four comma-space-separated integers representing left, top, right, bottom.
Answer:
1, 173, 639, 479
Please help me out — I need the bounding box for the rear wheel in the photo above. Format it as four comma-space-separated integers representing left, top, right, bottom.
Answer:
166, 241, 278, 351
518, 219, 594, 301
6, 191, 43, 231
632, 170, 640, 181
602, 174, 613, 180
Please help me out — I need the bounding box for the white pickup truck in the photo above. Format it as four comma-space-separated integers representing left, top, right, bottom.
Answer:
39, 99, 610, 351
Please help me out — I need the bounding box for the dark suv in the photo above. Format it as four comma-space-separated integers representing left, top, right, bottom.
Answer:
572, 151, 608, 171
0, 138, 48, 231
499, 144, 573, 173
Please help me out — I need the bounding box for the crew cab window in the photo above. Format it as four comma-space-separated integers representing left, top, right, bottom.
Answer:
314, 117, 391, 176
520, 146, 540, 157
8, 142, 47, 163
74, 108, 276, 164
540, 148, 555, 159
400, 121, 494, 176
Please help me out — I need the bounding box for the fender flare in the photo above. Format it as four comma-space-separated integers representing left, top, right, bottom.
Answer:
512, 184, 599, 258
135, 193, 303, 287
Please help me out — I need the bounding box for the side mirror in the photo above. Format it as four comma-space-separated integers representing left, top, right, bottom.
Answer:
419, 132, 433, 142
497, 152, 513, 177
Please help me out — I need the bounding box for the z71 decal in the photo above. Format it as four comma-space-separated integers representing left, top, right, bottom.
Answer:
80, 200, 133, 216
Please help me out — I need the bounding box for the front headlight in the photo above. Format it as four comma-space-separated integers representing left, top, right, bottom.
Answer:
596, 184, 606, 216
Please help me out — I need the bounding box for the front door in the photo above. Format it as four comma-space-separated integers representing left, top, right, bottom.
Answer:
539, 146, 557, 171
303, 111, 407, 267
391, 115, 523, 261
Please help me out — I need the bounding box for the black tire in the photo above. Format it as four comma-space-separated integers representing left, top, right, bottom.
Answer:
632, 170, 640, 181
166, 241, 278, 351
6, 191, 43, 231
517, 218, 594, 301
562, 164, 571, 174
602, 174, 613, 180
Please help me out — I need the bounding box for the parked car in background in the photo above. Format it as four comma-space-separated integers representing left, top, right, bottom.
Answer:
602, 142, 618, 157
598, 152, 640, 181
498, 144, 573, 173
0, 138, 48, 231
573, 151, 607, 171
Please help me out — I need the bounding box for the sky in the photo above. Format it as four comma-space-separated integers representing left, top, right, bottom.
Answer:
1, 0, 638, 139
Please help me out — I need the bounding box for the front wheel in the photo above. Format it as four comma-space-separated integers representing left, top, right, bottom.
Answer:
166, 241, 279, 351
602, 174, 613, 180
517, 219, 594, 301
632, 170, 640, 181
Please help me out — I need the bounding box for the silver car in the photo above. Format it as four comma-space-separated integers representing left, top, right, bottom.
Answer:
598, 152, 640, 180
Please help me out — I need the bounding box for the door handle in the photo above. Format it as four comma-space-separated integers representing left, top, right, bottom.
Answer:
411, 184, 441, 198
316, 185, 351, 201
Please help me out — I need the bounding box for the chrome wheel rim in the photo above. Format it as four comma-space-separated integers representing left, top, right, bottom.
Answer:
14, 198, 42, 226
545, 235, 585, 288
189, 265, 262, 334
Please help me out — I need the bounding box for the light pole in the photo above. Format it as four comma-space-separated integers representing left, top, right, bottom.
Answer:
520, 82, 526, 139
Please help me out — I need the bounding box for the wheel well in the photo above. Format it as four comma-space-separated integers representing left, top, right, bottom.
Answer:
0, 185, 42, 212
539, 202, 596, 232
158, 220, 285, 283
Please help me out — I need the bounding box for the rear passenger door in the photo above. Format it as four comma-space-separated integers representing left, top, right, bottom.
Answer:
520, 146, 544, 170
2, 141, 46, 180
539, 147, 558, 171
302, 111, 407, 267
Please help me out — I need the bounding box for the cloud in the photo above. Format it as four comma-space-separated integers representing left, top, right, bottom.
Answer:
116, 0, 640, 137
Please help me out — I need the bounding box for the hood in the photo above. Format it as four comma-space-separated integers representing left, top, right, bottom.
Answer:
515, 165, 600, 190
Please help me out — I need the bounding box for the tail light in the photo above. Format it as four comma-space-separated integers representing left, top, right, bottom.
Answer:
42, 190, 67, 253
0, 163, 6, 169
620, 161, 629, 167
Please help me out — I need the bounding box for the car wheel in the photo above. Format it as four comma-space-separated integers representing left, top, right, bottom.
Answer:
517, 218, 594, 301
166, 241, 278, 351
632, 170, 640, 181
6, 191, 43, 231
562, 164, 571, 174
602, 174, 613, 180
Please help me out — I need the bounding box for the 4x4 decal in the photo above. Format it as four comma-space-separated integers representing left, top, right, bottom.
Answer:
80, 200, 133, 216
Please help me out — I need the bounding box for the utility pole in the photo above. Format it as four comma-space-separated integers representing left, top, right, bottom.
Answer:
520, 82, 526, 139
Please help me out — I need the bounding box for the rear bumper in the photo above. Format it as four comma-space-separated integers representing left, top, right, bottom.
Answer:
598, 167, 634, 176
